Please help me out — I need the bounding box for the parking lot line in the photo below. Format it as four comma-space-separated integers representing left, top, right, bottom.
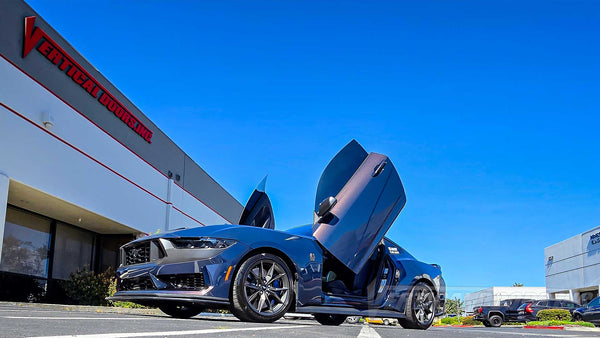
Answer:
357, 324, 381, 338
3, 316, 159, 320
30, 325, 306, 338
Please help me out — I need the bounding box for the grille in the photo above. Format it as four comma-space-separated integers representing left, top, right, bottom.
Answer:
124, 242, 151, 265
119, 276, 155, 291
160, 273, 206, 289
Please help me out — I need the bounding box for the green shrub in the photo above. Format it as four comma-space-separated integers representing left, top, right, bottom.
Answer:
106, 278, 146, 308
527, 320, 594, 328
60, 267, 114, 306
440, 316, 460, 325
461, 316, 482, 326
537, 309, 571, 321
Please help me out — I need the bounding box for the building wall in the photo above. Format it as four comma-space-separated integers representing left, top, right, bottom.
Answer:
0, 0, 243, 223
0, 56, 229, 234
545, 225, 600, 304
464, 287, 547, 313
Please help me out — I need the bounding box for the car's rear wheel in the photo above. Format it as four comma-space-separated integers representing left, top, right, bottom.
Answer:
314, 313, 348, 326
399, 282, 436, 330
489, 315, 503, 327
231, 253, 293, 323
159, 304, 203, 319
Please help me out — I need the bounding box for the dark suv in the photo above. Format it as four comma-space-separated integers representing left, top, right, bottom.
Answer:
517, 299, 581, 321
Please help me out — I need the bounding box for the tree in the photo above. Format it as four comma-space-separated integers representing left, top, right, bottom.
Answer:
513, 282, 524, 287
445, 297, 464, 315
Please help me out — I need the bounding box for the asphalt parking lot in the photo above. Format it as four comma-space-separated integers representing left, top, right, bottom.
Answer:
1, 303, 599, 338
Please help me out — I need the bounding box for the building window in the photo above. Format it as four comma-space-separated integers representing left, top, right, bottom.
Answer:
99, 235, 132, 272
51, 223, 94, 280
0, 207, 51, 278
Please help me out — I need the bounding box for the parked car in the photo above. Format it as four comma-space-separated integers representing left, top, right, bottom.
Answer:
365, 317, 398, 326
572, 296, 600, 326
109, 140, 446, 330
517, 299, 581, 322
473, 298, 534, 327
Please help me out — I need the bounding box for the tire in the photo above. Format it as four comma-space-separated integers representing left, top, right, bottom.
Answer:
231, 253, 294, 323
346, 316, 361, 324
159, 304, 203, 319
383, 319, 390, 325
489, 315, 503, 327
572, 313, 582, 322
400, 282, 437, 330
314, 313, 348, 326
482, 320, 492, 327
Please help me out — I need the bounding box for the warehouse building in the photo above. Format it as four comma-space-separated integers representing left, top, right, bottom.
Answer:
0, 0, 242, 302
464, 287, 548, 313
545, 225, 600, 305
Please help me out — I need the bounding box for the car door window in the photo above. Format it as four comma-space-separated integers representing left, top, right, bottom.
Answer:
562, 301, 577, 309
588, 298, 600, 308
548, 300, 562, 308
537, 301, 548, 307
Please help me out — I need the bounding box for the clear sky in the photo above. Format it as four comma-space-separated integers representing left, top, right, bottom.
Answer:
26, 0, 600, 297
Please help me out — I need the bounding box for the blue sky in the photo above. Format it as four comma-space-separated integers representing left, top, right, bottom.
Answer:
27, 0, 600, 295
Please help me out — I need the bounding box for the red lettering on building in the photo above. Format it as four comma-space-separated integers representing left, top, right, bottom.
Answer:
22, 16, 153, 143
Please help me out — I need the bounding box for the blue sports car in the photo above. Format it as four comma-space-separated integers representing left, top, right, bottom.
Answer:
108, 140, 446, 329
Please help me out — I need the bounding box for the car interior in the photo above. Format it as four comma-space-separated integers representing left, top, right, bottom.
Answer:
321, 242, 389, 300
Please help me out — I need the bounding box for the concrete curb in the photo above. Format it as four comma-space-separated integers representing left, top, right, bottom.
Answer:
0, 301, 163, 315
563, 326, 600, 332
524, 326, 563, 330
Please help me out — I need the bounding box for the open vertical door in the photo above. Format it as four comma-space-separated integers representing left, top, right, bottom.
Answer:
238, 176, 275, 229
313, 141, 406, 273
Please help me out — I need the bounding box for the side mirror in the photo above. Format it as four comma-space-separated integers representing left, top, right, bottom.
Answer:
317, 196, 337, 218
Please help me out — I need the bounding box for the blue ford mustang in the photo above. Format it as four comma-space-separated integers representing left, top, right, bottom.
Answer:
108, 140, 446, 329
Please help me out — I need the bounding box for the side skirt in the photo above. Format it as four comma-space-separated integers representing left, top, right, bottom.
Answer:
296, 305, 406, 319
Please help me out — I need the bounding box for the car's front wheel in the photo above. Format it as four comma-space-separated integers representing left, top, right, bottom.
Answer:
399, 282, 436, 330
231, 253, 293, 323
159, 303, 203, 319
572, 313, 583, 322
314, 313, 348, 326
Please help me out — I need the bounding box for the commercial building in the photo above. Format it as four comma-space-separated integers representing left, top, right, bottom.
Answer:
0, 0, 242, 302
545, 225, 600, 305
464, 287, 548, 313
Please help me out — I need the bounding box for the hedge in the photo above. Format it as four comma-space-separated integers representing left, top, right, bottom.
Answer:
536, 309, 571, 321
460, 316, 482, 326
440, 317, 460, 325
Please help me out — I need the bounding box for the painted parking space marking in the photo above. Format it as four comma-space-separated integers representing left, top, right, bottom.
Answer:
4, 316, 161, 320
357, 324, 381, 338
30, 325, 306, 338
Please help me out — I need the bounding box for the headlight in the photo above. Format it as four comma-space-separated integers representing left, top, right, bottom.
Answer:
170, 237, 236, 249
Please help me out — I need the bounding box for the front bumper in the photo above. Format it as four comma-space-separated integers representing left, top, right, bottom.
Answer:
109, 237, 250, 306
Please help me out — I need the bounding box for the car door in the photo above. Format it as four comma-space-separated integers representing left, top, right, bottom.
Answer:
312, 140, 407, 273
238, 176, 275, 229
584, 297, 600, 323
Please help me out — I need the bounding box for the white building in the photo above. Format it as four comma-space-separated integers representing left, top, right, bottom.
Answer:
0, 1, 242, 302
464, 287, 548, 313
545, 225, 600, 305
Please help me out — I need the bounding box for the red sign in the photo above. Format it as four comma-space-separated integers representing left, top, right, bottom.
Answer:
23, 16, 153, 143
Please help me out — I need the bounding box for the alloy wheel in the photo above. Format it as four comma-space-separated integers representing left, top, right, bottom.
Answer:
242, 258, 290, 316
413, 287, 434, 325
